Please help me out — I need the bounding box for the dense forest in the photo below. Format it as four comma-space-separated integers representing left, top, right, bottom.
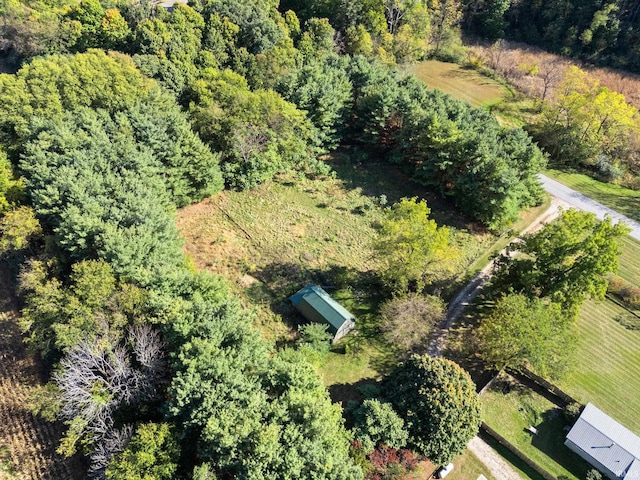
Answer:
0, 0, 634, 478
461, 0, 640, 73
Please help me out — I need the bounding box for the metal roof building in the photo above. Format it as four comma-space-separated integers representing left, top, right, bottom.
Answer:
565, 403, 640, 480
290, 285, 355, 343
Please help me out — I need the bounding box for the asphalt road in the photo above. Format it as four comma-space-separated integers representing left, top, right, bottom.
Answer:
537, 174, 640, 241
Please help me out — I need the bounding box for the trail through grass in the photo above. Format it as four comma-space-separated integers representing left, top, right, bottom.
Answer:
178, 157, 495, 395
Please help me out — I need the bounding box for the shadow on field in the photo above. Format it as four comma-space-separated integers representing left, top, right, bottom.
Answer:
249, 261, 383, 331
328, 377, 381, 409
530, 409, 590, 479
328, 153, 484, 232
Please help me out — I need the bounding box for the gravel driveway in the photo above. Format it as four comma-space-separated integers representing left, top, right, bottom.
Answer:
538, 174, 640, 241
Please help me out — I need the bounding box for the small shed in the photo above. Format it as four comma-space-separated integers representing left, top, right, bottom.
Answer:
290, 285, 355, 343
564, 403, 640, 480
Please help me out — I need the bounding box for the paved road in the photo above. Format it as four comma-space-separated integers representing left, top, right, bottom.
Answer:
538, 174, 640, 241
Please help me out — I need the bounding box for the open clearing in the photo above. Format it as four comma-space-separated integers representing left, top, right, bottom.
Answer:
406, 60, 507, 107
481, 373, 590, 480
0, 264, 84, 479
177, 157, 495, 392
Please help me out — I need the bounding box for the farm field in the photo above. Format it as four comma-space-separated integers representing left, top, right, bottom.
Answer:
544, 169, 640, 223
481, 373, 590, 480
406, 60, 507, 108
556, 297, 640, 435
0, 264, 84, 479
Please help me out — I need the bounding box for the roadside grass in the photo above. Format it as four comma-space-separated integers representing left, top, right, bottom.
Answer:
545, 168, 640, 223
556, 298, 640, 435
481, 373, 590, 480
406, 60, 507, 108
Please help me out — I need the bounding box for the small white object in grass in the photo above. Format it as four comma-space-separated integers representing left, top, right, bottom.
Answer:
437, 463, 454, 478
527, 425, 539, 435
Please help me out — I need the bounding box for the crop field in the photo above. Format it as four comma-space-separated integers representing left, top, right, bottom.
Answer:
481, 373, 590, 480
556, 298, 640, 435
406, 60, 508, 108
544, 169, 640, 223
0, 265, 83, 479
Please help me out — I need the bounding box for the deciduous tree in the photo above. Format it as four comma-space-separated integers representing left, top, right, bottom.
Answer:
375, 198, 459, 293
383, 355, 481, 465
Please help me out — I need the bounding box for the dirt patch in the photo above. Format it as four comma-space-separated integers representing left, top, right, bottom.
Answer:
0, 265, 84, 479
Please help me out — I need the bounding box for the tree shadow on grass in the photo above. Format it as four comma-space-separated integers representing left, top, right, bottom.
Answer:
530, 409, 591, 479
248, 261, 384, 332
328, 152, 486, 232
328, 377, 381, 409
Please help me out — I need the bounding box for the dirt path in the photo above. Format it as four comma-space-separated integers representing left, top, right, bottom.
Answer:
0, 266, 83, 479
427, 198, 569, 357
426, 200, 570, 480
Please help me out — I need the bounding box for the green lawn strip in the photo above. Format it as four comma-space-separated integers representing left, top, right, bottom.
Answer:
481, 375, 590, 480
556, 298, 640, 435
617, 236, 640, 286
446, 448, 499, 480
405, 60, 508, 108
544, 169, 640, 223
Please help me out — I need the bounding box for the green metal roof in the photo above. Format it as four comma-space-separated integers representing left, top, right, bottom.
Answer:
290, 285, 355, 335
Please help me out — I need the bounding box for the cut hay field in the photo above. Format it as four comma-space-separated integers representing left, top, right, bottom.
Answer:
556, 297, 640, 435
406, 60, 508, 108
0, 265, 84, 479
617, 235, 640, 285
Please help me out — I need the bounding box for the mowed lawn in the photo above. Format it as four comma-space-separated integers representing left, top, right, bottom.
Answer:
481, 374, 590, 480
557, 297, 640, 435
617, 235, 640, 285
545, 169, 640, 223
406, 60, 508, 107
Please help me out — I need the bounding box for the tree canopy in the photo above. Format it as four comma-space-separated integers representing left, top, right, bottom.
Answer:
477, 294, 575, 377
383, 355, 481, 465
491, 208, 630, 312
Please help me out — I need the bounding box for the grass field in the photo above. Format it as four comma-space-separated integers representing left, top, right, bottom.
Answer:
178, 157, 496, 393
481, 373, 590, 480
556, 297, 640, 435
545, 169, 640, 223
406, 60, 507, 108
617, 236, 640, 285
